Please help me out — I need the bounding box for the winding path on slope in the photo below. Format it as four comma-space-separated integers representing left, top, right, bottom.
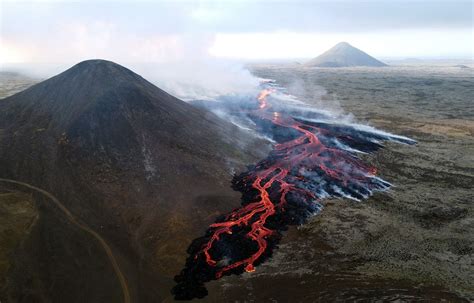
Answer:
0, 178, 131, 303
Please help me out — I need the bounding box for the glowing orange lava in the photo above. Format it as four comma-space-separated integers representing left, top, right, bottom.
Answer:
257, 88, 273, 109
200, 89, 374, 278
172, 86, 412, 300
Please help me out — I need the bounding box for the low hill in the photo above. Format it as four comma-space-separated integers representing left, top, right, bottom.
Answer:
0, 59, 268, 302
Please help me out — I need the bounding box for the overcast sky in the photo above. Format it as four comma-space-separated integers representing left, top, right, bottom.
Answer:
1, 0, 472, 65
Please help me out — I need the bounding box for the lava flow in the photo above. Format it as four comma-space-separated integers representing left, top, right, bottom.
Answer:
172, 87, 415, 300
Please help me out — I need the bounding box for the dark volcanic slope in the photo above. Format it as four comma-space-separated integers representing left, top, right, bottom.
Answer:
306, 42, 387, 67
0, 60, 267, 303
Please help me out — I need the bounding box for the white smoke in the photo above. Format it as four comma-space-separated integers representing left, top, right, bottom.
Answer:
1, 27, 262, 102
132, 59, 260, 101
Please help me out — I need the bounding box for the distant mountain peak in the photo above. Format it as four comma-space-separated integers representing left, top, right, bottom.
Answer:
306, 42, 387, 67
76, 58, 116, 65
335, 41, 351, 47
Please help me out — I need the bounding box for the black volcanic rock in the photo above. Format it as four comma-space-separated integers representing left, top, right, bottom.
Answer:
0, 60, 268, 302
306, 42, 387, 67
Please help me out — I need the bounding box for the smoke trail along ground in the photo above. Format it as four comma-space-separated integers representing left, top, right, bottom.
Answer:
172, 83, 415, 300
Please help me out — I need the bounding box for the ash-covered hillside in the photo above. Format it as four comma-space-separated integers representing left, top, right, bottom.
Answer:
0, 60, 268, 303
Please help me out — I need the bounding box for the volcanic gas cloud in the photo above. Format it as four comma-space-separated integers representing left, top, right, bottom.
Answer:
172, 84, 415, 300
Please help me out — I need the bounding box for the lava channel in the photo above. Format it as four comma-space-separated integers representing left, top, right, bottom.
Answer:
172, 88, 414, 300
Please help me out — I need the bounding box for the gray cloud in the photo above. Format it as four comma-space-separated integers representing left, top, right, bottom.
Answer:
2, 0, 471, 39
194, 1, 472, 33
0, 0, 471, 64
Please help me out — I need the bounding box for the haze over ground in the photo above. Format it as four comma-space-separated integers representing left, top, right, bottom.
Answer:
1, 0, 472, 99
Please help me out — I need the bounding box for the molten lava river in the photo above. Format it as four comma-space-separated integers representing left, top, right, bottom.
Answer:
172, 83, 415, 300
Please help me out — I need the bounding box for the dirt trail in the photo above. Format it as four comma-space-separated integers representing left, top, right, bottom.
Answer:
0, 178, 131, 303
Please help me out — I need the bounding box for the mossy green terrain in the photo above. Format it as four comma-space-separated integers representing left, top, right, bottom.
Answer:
0, 191, 38, 289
